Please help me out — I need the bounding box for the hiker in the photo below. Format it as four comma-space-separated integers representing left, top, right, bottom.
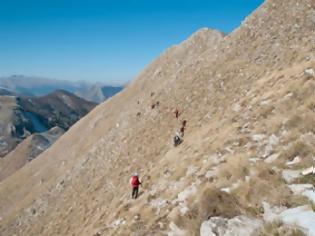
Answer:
179, 126, 185, 137
174, 109, 180, 119
130, 173, 141, 199
179, 120, 187, 137
173, 131, 182, 147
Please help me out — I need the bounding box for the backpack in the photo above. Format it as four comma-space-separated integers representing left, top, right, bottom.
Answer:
131, 176, 139, 186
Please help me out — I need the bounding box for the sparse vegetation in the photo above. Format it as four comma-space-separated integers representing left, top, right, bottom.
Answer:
256, 221, 305, 236
1, 0, 315, 235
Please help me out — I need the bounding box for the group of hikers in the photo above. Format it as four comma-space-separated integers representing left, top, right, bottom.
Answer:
130, 106, 187, 199
173, 108, 187, 147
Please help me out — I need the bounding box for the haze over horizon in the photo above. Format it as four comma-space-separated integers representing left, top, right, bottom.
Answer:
0, 0, 264, 84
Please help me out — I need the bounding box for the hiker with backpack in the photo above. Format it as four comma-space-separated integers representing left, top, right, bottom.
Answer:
180, 120, 187, 137
174, 108, 180, 119
130, 173, 142, 199
173, 131, 183, 147
173, 120, 187, 146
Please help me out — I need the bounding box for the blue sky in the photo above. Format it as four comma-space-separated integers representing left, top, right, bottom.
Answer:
0, 0, 264, 84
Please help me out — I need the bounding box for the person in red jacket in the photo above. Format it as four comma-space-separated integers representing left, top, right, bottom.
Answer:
130, 173, 141, 199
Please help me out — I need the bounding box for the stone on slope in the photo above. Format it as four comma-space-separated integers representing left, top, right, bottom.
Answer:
200, 215, 262, 236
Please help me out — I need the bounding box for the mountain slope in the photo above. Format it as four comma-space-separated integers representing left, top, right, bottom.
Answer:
0, 90, 96, 157
0, 87, 18, 96
1, 0, 315, 235
0, 96, 33, 157
19, 90, 97, 130
0, 127, 65, 182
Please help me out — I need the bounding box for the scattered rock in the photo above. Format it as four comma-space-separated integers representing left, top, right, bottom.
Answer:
232, 104, 241, 112
150, 198, 168, 214
179, 204, 190, 216
304, 68, 315, 78
109, 218, 126, 229
168, 222, 186, 236
252, 134, 266, 142
205, 170, 216, 179
262, 202, 287, 222
302, 166, 315, 176
186, 166, 198, 176
263, 134, 279, 157
288, 184, 315, 204
264, 153, 279, 163
221, 180, 241, 194
280, 205, 315, 235
200, 215, 262, 236
177, 184, 197, 202
282, 169, 301, 183
286, 156, 301, 166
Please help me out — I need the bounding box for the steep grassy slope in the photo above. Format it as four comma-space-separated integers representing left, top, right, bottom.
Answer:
0, 0, 315, 235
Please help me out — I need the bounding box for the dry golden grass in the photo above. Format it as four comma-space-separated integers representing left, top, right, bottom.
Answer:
216, 154, 250, 186
1, 1, 315, 235
256, 221, 306, 236
233, 162, 292, 214
280, 140, 313, 162
172, 186, 243, 236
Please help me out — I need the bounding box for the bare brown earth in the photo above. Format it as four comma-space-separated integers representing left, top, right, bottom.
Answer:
0, 0, 315, 235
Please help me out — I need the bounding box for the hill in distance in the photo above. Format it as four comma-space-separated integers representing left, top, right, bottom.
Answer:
0, 126, 65, 182
0, 90, 96, 158
0, 75, 124, 103
1, 0, 315, 235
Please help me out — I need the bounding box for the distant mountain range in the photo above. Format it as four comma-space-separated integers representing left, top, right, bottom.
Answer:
0, 75, 124, 103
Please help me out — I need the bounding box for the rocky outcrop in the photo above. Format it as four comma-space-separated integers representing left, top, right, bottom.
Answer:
200, 216, 262, 236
